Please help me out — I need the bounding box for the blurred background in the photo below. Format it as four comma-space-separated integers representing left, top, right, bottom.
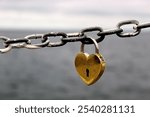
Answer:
0, 0, 150, 99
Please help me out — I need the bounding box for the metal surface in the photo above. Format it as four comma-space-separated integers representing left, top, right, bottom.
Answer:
116, 20, 141, 37
75, 37, 106, 85
0, 20, 149, 53
80, 27, 105, 44
24, 34, 49, 49
42, 32, 67, 47
4, 38, 31, 48
62, 33, 86, 42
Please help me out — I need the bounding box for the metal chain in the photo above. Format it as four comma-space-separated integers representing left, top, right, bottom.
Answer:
0, 20, 150, 53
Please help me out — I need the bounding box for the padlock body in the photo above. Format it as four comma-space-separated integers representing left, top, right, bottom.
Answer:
75, 52, 105, 85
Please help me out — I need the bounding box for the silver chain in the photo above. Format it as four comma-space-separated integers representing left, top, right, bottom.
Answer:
0, 20, 150, 53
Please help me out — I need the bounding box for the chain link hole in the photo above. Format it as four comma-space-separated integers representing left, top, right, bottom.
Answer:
120, 24, 137, 33
28, 38, 43, 45
46, 36, 63, 43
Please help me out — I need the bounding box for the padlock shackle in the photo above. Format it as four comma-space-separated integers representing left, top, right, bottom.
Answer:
81, 37, 99, 54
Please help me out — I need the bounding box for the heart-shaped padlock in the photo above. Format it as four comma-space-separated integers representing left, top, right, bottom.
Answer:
75, 37, 106, 85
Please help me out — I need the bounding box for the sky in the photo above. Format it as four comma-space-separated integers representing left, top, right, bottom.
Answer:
0, 0, 150, 29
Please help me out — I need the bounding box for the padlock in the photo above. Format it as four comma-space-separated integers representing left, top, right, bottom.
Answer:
74, 37, 106, 85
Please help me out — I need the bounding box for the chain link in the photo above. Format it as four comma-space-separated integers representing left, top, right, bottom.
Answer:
0, 20, 150, 53
80, 27, 105, 44
42, 32, 67, 47
24, 34, 49, 49
116, 20, 141, 37
4, 38, 31, 49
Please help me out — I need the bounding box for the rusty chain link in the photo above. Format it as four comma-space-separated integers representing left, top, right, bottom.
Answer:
0, 20, 150, 53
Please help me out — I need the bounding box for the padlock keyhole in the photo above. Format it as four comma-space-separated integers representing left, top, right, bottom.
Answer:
86, 69, 90, 77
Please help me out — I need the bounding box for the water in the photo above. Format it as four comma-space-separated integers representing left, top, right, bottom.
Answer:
0, 29, 150, 99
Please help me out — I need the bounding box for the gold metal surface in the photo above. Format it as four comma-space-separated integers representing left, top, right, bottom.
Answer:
75, 52, 106, 85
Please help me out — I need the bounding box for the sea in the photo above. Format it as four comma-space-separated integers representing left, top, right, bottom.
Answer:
0, 29, 150, 99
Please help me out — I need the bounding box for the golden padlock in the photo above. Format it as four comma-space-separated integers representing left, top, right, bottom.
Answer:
75, 37, 106, 85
